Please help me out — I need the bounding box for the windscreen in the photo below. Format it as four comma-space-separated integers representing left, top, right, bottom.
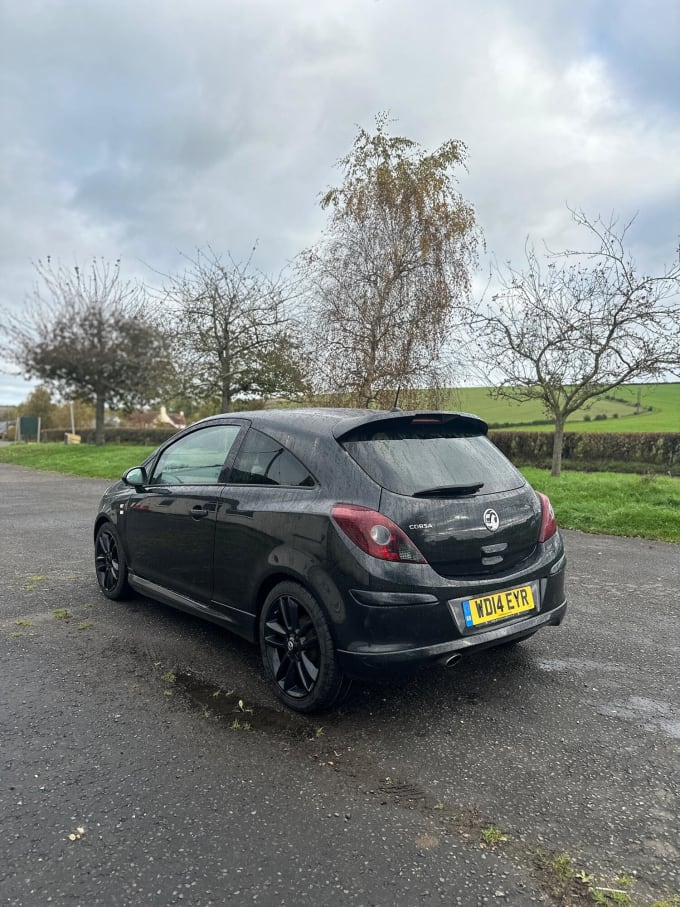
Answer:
341, 419, 525, 497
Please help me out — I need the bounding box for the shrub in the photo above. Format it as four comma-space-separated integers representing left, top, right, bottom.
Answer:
489, 431, 680, 473
40, 427, 179, 446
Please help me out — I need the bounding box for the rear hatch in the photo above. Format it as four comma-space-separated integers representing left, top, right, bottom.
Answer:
339, 412, 541, 578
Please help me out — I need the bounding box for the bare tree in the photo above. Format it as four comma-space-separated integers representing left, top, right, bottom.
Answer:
162, 247, 309, 412
300, 114, 481, 408
0, 258, 174, 444
475, 209, 680, 476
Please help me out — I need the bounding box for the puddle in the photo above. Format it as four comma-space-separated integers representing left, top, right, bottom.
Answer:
174, 671, 316, 738
598, 695, 680, 740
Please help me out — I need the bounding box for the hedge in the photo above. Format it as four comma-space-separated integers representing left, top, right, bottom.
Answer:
490, 431, 680, 473
40, 427, 179, 446
37, 426, 680, 474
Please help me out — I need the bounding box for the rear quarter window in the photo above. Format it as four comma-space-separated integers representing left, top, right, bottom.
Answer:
230, 428, 315, 487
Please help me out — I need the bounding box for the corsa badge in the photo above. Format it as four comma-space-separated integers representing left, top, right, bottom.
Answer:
483, 509, 500, 532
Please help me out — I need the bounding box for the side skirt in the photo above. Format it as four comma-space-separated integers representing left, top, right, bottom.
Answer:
127, 573, 257, 642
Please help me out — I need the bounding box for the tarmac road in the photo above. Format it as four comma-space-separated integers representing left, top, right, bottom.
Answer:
1, 463, 678, 907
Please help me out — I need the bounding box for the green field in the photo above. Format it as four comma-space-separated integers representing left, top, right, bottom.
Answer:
0, 443, 678, 543
441, 382, 680, 433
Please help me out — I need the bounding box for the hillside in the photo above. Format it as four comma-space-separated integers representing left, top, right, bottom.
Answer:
442, 383, 680, 433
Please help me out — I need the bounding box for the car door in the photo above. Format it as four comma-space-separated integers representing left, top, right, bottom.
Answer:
213, 427, 320, 618
124, 422, 244, 602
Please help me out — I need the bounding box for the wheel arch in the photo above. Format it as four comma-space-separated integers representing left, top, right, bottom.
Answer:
93, 513, 112, 543
253, 568, 346, 650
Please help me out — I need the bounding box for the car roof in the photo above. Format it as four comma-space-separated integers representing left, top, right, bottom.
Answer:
196, 407, 488, 439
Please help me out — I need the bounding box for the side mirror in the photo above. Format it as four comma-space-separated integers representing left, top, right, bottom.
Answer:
123, 466, 148, 488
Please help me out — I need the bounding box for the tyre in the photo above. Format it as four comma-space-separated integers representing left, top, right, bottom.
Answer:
94, 523, 130, 600
259, 581, 348, 713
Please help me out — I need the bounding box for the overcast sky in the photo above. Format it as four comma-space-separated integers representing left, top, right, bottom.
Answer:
1, 0, 679, 404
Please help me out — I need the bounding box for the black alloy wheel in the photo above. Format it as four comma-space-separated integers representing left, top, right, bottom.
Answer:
259, 581, 347, 713
95, 523, 129, 600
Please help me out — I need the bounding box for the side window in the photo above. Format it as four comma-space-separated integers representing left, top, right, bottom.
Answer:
230, 428, 315, 487
149, 424, 242, 486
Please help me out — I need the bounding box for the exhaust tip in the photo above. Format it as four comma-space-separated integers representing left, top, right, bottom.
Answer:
444, 653, 462, 668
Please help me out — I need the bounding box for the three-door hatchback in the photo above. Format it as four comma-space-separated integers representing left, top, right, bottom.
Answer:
94, 408, 567, 711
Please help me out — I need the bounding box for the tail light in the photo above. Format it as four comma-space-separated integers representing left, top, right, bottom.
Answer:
331, 504, 427, 564
537, 492, 557, 543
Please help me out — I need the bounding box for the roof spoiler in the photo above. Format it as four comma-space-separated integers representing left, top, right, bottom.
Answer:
333, 411, 488, 441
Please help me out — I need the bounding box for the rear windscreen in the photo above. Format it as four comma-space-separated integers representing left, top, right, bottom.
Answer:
341, 421, 525, 497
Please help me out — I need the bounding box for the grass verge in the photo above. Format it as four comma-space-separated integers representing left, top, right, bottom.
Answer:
523, 468, 680, 543
0, 442, 155, 479
0, 443, 678, 543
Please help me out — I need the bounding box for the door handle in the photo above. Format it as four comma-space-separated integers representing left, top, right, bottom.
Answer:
191, 502, 217, 520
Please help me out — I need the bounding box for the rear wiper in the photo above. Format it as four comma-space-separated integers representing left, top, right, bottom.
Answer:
413, 482, 484, 497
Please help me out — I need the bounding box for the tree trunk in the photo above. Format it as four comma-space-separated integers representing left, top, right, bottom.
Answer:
94, 394, 106, 446
355, 373, 373, 409
551, 415, 566, 477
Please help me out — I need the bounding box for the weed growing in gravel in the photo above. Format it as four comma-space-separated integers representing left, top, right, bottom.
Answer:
547, 852, 574, 880
231, 718, 252, 730
481, 825, 507, 846
591, 890, 630, 906
615, 874, 635, 888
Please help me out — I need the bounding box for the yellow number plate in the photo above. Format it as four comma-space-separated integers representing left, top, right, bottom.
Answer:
462, 585, 535, 628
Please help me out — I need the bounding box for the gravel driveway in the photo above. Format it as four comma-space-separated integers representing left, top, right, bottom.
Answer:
1, 463, 678, 906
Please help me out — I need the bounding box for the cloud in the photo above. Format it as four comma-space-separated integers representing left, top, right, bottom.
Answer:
1, 0, 678, 402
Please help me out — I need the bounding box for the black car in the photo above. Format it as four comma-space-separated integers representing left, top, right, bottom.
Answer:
94, 408, 566, 711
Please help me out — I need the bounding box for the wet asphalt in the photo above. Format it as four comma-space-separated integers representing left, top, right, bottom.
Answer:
0, 463, 678, 907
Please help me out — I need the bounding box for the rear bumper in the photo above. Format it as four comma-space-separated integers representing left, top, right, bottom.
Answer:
335, 546, 567, 678
337, 598, 567, 676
